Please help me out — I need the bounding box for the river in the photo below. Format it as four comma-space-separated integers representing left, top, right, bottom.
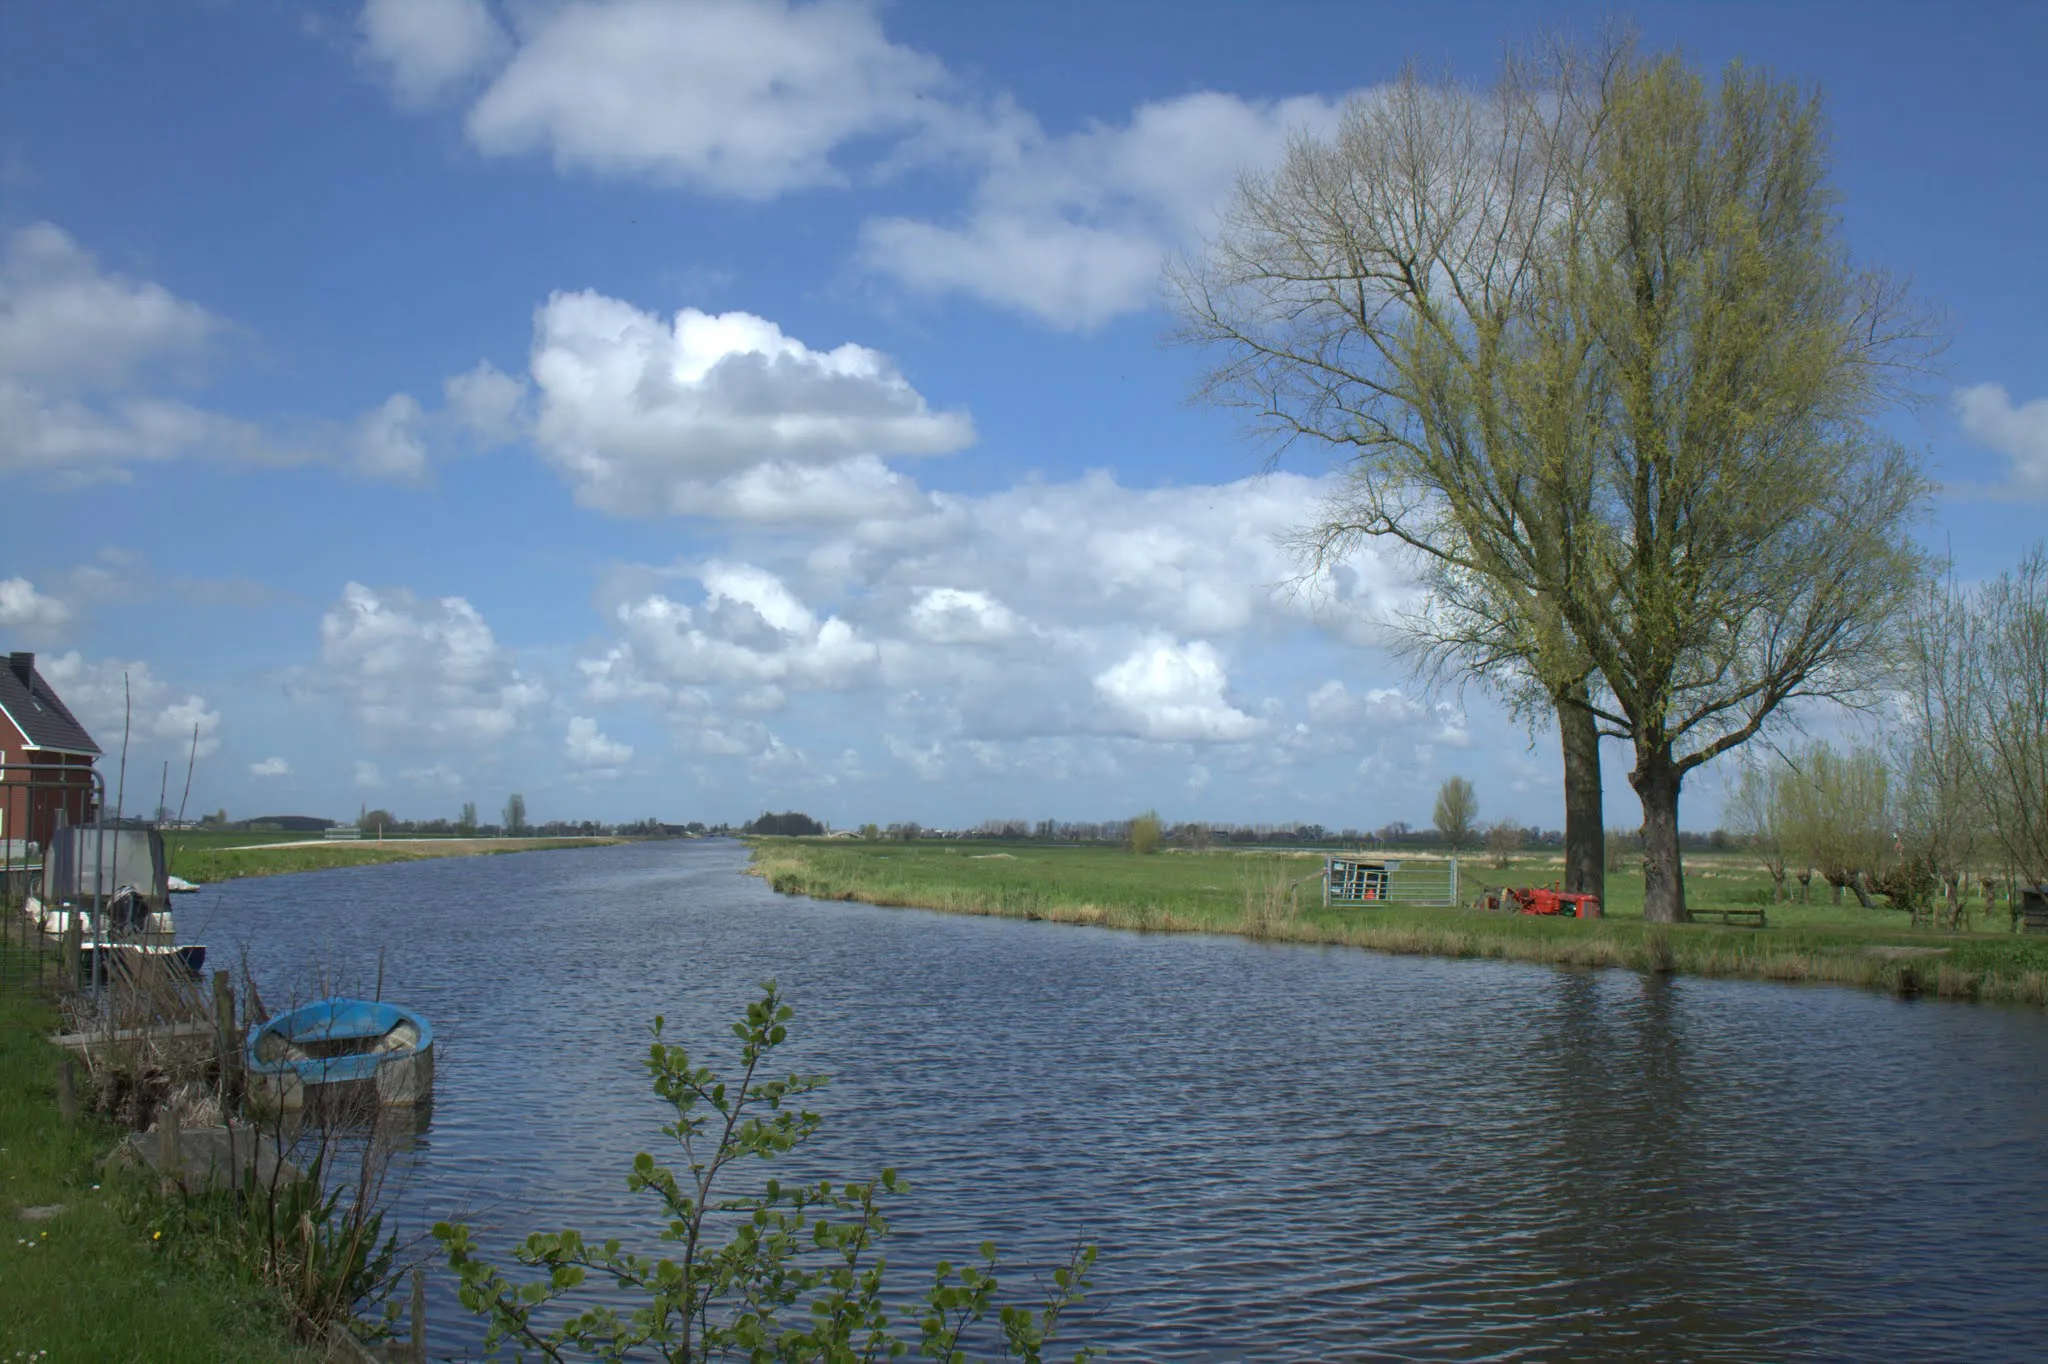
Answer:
187, 839, 2048, 1360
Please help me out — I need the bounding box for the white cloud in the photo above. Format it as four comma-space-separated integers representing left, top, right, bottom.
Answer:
354, 760, 383, 788
443, 360, 527, 444
352, 392, 429, 479
36, 652, 222, 758
0, 223, 217, 387
459, 0, 954, 198
1307, 679, 1471, 746
316, 582, 547, 746
1094, 637, 1261, 743
565, 716, 632, 770
598, 561, 881, 696
906, 587, 1021, 644
0, 577, 70, 631
862, 91, 1347, 329
1956, 383, 2048, 491
1307, 680, 1425, 728
0, 222, 272, 476
578, 469, 1417, 786
527, 292, 971, 517
249, 756, 292, 778
399, 762, 465, 789
360, 0, 509, 106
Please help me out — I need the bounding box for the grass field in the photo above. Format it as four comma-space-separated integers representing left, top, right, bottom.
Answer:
0, 946, 304, 1362
748, 840, 2048, 1006
163, 834, 624, 884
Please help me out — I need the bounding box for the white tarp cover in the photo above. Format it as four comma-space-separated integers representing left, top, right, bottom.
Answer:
47, 825, 167, 904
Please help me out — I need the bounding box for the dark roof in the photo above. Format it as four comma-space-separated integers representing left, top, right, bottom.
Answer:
0, 652, 102, 756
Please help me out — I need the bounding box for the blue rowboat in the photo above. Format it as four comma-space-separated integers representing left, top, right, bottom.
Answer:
247, 997, 434, 1112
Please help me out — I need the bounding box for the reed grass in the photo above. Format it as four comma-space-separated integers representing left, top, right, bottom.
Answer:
747, 841, 2048, 1007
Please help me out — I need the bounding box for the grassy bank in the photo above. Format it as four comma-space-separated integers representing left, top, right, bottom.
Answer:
748, 841, 2048, 1007
166, 834, 624, 884
0, 948, 303, 1361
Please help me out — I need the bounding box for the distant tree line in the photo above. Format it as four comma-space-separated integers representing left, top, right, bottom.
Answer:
743, 810, 826, 837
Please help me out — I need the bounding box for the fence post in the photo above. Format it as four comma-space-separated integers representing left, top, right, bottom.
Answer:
58, 1057, 78, 1123
213, 970, 240, 1100
158, 1102, 181, 1194
1449, 857, 1458, 908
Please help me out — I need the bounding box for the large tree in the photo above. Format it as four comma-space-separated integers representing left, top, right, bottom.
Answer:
1176, 39, 1933, 921
1175, 41, 1620, 905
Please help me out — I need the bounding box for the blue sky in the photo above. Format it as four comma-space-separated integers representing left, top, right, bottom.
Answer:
1, 0, 2043, 833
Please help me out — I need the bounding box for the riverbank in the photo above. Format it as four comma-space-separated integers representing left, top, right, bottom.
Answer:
0, 948, 306, 1361
166, 834, 625, 885
748, 841, 2048, 1006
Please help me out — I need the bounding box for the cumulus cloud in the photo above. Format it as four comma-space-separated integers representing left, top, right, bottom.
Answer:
249, 756, 292, 778
0, 577, 70, 631
0, 222, 273, 476
316, 582, 547, 746
527, 292, 971, 517
455, 0, 954, 198
577, 468, 1416, 783
1094, 637, 1261, 742
1305, 679, 1470, 748
1956, 383, 2048, 492
360, 0, 509, 106
36, 652, 222, 758
565, 716, 632, 771
834, 470, 1405, 641
443, 360, 527, 444
352, 392, 429, 479
862, 91, 1347, 329
594, 561, 881, 699
354, 761, 384, 788
906, 587, 1021, 644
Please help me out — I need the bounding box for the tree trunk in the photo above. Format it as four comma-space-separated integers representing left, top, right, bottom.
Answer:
1559, 691, 1604, 903
1630, 747, 1687, 923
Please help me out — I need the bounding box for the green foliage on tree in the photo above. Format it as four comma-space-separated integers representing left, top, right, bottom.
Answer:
1433, 777, 1478, 853
1178, 36, 1936, 923
503, 793, 527, 837
1127, 810, 1164, 855
435, 983, 1096, 1363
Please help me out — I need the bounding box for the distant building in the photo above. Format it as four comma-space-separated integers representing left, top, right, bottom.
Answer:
0, 651, 101, 848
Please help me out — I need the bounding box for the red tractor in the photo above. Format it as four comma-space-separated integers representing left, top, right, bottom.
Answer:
1482, 885, 1603, 919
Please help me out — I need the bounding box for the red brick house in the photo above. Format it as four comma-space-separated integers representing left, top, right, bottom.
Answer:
0, 651, 101, 849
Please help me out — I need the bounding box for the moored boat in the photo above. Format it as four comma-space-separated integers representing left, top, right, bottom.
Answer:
246, 997, 434, 1113
26, 826, 206, 979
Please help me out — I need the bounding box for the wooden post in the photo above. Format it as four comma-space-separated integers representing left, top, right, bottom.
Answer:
57, 1057, 77, 1123
410, 1267, 427, 1362
158, 1103, 181, 1193
212, 970, 239, 1099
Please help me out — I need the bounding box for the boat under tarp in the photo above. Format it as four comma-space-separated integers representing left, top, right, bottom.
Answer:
246, 997, 434, 1113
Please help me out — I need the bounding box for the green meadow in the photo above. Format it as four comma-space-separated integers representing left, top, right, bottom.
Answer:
162, 832, 623, 884
0, 946, 304, 1362
748, 839, 2048, 1006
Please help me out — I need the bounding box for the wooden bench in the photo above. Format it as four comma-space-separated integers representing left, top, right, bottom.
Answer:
1689, 907, 1768, 928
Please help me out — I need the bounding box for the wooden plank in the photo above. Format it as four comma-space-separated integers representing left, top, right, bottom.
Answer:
48, 1020, 217, 1052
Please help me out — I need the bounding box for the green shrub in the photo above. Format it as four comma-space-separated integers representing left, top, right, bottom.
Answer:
436, 983, 1095, 1362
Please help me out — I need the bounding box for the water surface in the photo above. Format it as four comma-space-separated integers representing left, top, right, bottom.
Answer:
188, 840, 2048, 1360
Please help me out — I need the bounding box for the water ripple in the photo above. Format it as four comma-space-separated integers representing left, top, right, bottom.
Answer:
197, 841, 2048, 1360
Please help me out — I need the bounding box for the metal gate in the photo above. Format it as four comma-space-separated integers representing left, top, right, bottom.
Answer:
1324, 855, 1459, 908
